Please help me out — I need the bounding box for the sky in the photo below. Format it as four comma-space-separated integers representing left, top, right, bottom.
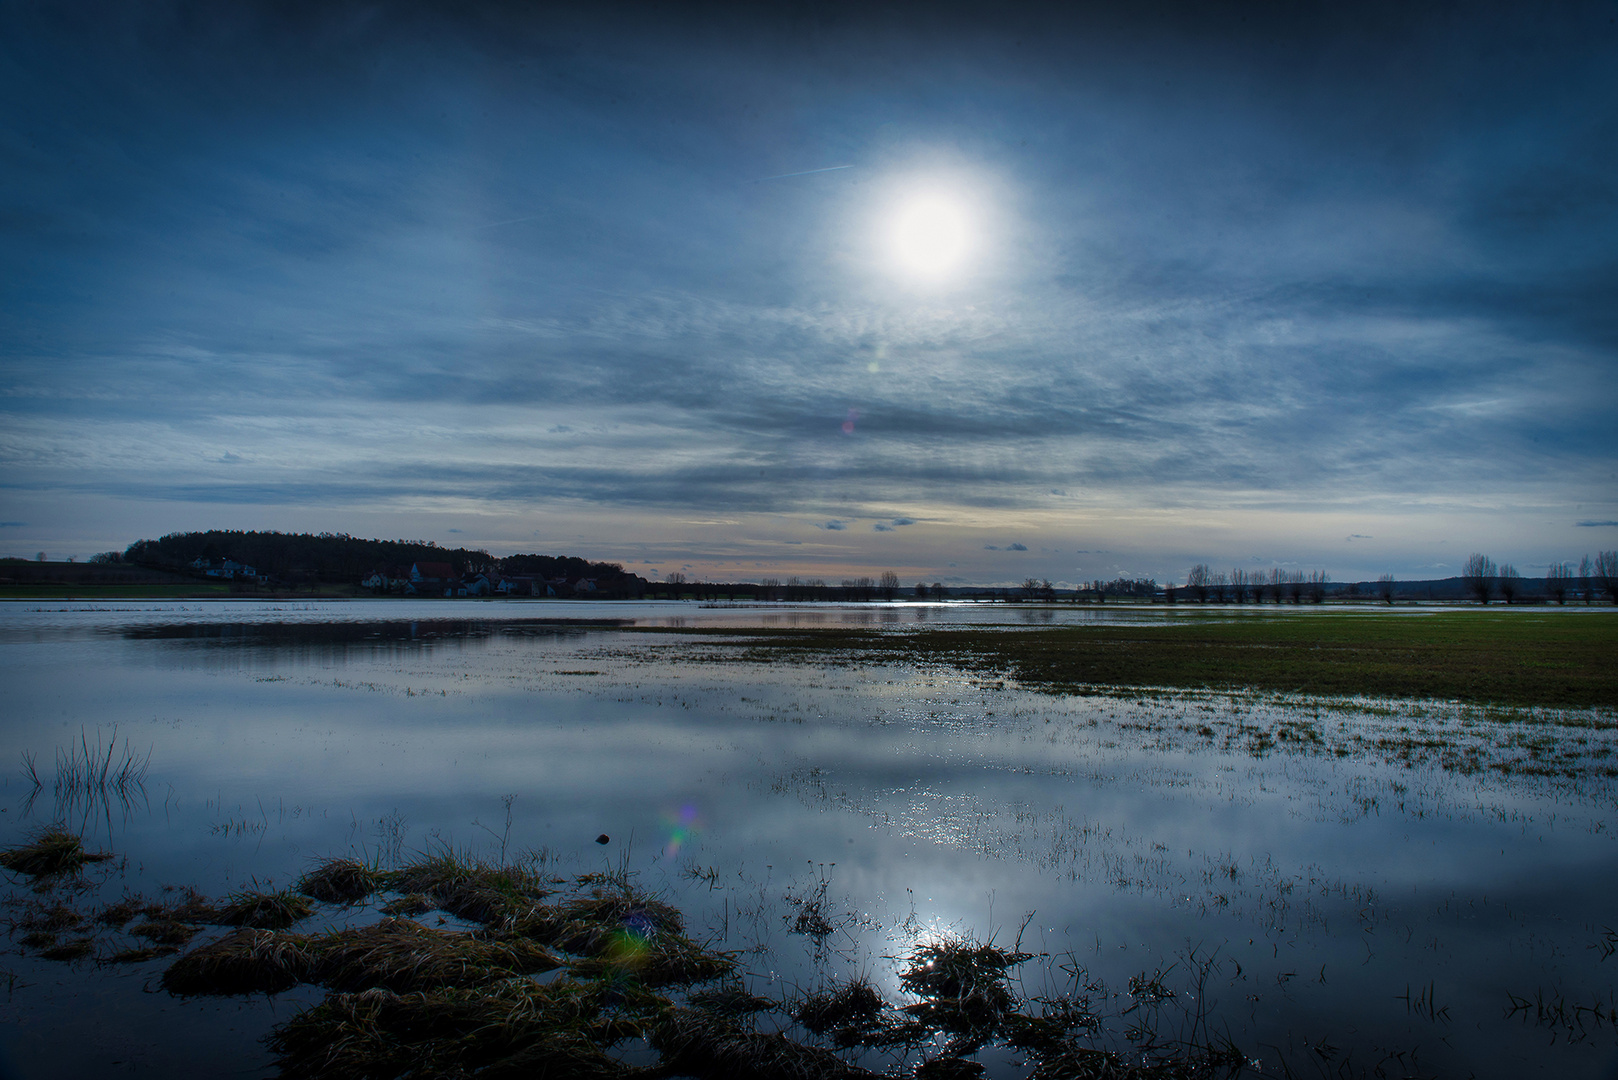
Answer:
2, 1, 1616, 587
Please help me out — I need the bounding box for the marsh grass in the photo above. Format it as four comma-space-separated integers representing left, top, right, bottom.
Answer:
21, 727, 151, 800
163, 928, 315, 995
216, 889, 315, 930
39, 937, 94, 961
130, 919, 201, 947
0, 840, 1269, 1078
796, 976, 886, 1035
311, 918, 563, 992
0, 827, 111, 878
297, 858, 380, 903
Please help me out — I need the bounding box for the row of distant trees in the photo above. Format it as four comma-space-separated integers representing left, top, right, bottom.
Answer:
1461, 551, 1618, 604
1180, 564, 1332, 604
749, 572, 915, 602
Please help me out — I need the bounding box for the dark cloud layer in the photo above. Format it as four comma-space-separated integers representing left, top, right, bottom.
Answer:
2, 1, 1615, 577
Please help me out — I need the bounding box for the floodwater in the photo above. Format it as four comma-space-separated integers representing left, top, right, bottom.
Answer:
1, 600, 1616, 1078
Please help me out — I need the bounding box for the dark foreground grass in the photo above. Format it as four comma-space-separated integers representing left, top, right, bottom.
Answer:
0, 836, 1253, 1079
671, 611, 1618, 708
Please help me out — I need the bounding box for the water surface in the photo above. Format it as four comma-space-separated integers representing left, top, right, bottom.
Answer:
2, 600, 1615, 1078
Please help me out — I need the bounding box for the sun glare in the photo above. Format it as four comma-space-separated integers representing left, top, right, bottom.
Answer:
889, 193, 972, 281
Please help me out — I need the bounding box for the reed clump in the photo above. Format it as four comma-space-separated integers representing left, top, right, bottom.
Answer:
163, 927, 316, 995
297, 858, 380, 904
309, 918, 563, 993
898, 937, 1032, 1041
0, 827, 111, 878
129, 919, 199, 947
216, 889, 315, 929
796, 976, 887, 1036
39, 936, 95, 961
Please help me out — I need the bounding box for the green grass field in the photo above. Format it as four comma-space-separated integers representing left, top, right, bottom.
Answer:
685, 610, 1617, 708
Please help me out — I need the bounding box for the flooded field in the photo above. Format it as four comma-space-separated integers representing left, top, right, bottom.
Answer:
2, 600, 1616, 1078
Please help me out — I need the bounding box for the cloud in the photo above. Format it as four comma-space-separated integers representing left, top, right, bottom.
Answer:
1347, 534, 1372, 540
983, 545, 999, 550
447, 528, 463, 533
872, 523, 894, 532
2, 4, 1615, 583
0, 522, 25, 528
1576, 520, 1618, 527
1007, 542, 1028, 551
820, 520, 847, 531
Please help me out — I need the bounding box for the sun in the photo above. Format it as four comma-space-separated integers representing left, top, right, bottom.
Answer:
889, 192, 973, 281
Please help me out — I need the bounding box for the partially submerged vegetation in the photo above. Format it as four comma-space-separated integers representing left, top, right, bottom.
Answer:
656, 611, 1618, 709
0, 827, 111, 878
1, 834, 1260, 1078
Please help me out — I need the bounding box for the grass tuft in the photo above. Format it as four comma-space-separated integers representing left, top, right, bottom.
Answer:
0, 827, 111, 878
308, 917, 563, 993
796, 976, 887, 1035
216, 889, 315, 929
39, 936, 95, 962
297, 858, 380, 903
130, 919, 201, 947
163, 928, 316, 996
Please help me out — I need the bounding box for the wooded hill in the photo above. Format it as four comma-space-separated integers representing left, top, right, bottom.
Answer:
122, 531, 632, 587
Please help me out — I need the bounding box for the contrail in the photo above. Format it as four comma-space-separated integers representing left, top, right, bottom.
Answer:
753, 164, 854, 182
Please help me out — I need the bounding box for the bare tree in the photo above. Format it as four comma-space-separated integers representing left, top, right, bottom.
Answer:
932, 581, 944, 599
1546, 562, 1572, 605
1579, 556, 1593, 605
1230, 568, 1248, 603
1597, 550, 1618, 604
1186, 564, 1213, 603
1307, 570, 1330, 604
1461, 553, 1496, 604
1285, 570, 1305, 604
1497, 563, 1521, 604
1377, 572, 1396, 605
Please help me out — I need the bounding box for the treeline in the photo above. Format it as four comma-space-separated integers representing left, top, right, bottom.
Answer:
1178, 551, 1618, 605
117, 531, 628, 586
1179, 564, 1331, 604
1459, 551, 1618, 605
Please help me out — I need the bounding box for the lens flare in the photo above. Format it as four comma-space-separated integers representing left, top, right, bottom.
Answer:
662, 802, 701, 860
